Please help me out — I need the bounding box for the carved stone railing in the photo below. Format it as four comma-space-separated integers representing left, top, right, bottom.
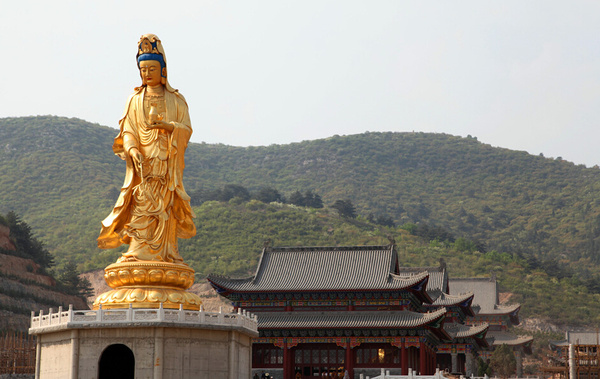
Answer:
29, 304, 258, 334
369, 368, 448, 379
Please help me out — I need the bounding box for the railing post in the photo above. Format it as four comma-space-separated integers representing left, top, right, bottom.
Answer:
97, 305, 103, 322
179, 304, 184, 322
39, 310, 43, 327
159, 302, 164, 321
218, 307, 224, 324
199, 305, 205, 323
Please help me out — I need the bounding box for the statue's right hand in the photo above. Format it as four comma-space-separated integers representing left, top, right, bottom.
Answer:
129, 148, 143, 166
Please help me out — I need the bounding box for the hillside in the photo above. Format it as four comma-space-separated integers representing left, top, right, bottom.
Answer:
2, 116, 600, 268
2, 116, 600, 327
0, 221, 87, 332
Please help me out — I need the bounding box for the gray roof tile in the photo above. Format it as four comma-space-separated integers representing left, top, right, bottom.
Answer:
257, 308, 448, 329
487, 331, 533, 346
449, 277, 520, 316
209, 246, 430, 294
399, 266, 447, 300
431, 292, 474, 307
552, 331, 600, 346
445, 323, 489, 339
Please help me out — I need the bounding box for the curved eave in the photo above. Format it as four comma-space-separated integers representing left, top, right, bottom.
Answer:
491, 335, 534, 347
401, 274, 432, 304
508, 305, 522, 325
488, 332, 533, 354
207, 271, 431, 297
259, 308, 448, 330
480, 303, 521, 316
475, 335, 490, 348
446, 323, 490, 347
427, 293, 474, 316
206, 275, 253, 297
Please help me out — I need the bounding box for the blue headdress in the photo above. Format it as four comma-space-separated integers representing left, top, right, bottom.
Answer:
136, 34, 166, 78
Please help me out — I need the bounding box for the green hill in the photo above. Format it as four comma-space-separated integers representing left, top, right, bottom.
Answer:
2, 115, 600, 326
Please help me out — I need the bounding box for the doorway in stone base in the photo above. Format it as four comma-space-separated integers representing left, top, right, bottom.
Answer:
98, 343, 135, 379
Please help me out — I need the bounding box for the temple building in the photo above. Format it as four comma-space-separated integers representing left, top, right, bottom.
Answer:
449, 277, 533, 376
208, 244, 524, 379
402, 265, 490, 375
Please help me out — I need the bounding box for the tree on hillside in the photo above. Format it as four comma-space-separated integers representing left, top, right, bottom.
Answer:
489, 344, 516, 379
404, 223, 455, 243
254, 187, 285, 204
2, 212, 54, 269
58, 262, 94, 299
303, 190, 324, 208
191, 184, 252, 204
288, 191, 305, 207
368, 213, 395, 227
331, 200, 357, 219
218, 184, 251, 202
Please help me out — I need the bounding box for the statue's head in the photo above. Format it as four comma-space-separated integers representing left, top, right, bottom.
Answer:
136, 34, 167, 86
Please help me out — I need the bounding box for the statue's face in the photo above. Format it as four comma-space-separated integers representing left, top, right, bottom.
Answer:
139, 60, 163, 86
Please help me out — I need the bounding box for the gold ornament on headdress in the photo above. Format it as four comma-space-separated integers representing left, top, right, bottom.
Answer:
138, 35, 161, 56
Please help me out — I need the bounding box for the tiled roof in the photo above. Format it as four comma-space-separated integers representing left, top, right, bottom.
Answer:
551, 331, 600, 346
430, 292, 474, 307
487, 331, 533, 347
399, 265, 447, 300
445, 323, 489, 339
258, 308, 448, 330
449, 277, 520, 316
208, 246, 430, 295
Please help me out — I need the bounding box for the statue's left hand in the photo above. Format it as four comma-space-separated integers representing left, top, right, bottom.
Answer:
147, 120, 174, 132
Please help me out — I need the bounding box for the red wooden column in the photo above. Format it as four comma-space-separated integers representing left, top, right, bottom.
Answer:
429, 347, 433, 374
419, 340, 427, 375
426, 346, 431, 374
283, 340, 292, 379
429, 346, 434, 374
401, 339, 408, 375
346, 339, 354, 378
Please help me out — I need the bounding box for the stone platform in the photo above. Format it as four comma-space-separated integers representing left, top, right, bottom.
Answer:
29, 305, 258, 379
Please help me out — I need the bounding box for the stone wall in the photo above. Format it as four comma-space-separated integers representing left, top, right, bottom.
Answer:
35, 327, 254, 379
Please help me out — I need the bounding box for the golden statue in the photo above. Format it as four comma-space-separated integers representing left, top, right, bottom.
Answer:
94, 34, 201, 310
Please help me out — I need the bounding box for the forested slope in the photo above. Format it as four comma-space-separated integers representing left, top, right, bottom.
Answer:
2, 115, 600, 292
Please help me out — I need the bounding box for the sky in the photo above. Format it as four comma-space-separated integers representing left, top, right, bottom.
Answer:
2, 1, 599, 166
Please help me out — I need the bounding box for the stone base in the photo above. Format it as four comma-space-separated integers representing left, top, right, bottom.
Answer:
30, 306, 258, 379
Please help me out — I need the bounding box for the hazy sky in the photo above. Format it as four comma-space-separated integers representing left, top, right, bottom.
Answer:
2, 1, 599, 166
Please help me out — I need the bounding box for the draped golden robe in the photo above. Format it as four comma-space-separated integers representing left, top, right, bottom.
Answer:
97, 87, 196, 262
